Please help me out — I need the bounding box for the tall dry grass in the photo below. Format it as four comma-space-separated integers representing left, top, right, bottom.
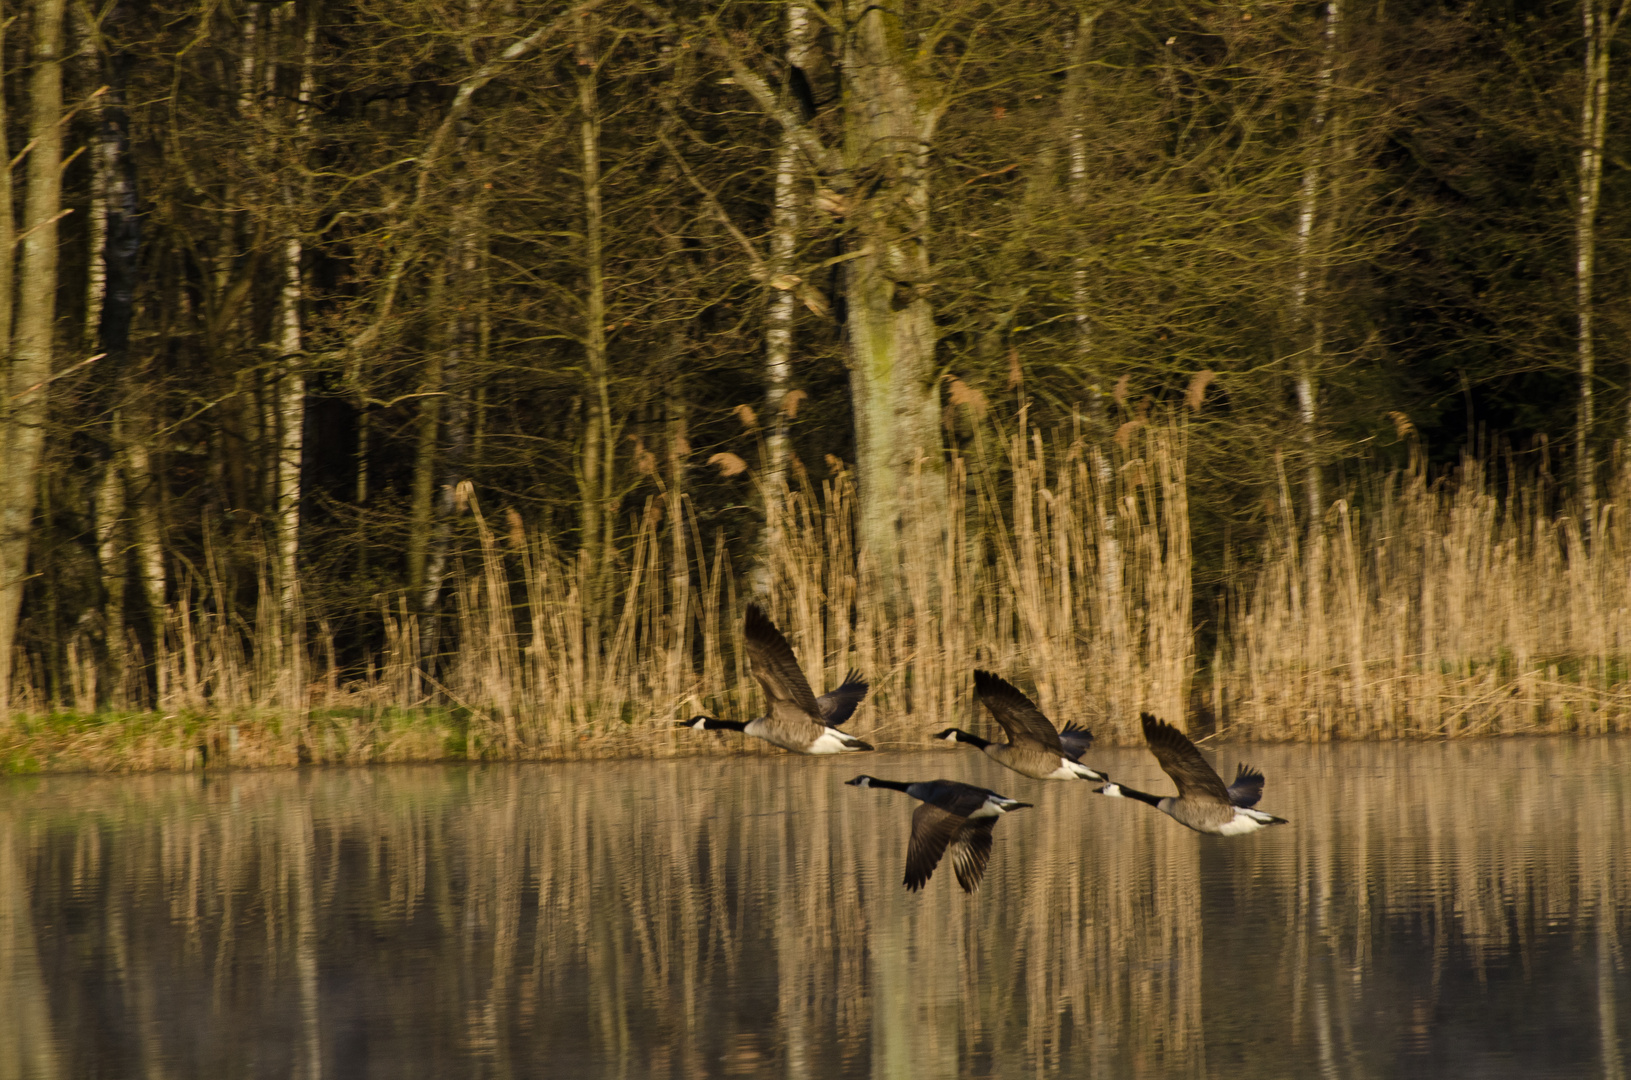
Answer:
1215, 449, 1631, 739
7, 418, 1631, 770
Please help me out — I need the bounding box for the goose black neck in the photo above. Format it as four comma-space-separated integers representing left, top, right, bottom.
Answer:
868, 778, 913, 793
1117, 785, 1164, 807
950, 729, 990, 749
695, 716, 746, 732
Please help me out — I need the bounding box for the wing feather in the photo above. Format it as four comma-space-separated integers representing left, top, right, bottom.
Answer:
1056, 721, 1094, 763
815, 669, 869, 727
744, 604, 821, 718
905, 803, 966, 892
1140, 713, 1231, 803
1227, 763, 1266, 808
948, 819, 997, 893
974, 670, 1063, 754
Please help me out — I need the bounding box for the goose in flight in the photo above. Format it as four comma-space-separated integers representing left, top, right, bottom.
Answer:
1096, 713, 1287, 835
845, 776, 1031, 892
679, 604, 872, 753
935, 670, 1106, 781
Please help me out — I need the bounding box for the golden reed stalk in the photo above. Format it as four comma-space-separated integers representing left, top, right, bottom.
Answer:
4, 420, 1629, 770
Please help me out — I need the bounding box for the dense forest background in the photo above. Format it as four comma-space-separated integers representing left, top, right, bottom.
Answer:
1, 0, 1629, 758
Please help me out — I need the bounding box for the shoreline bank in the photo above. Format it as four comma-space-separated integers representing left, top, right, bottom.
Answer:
5, 706, 1626, 775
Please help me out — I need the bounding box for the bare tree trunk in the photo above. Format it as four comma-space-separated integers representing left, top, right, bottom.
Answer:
577, 15, 612, 584
719, 8, 950, 598
760, 5, 815, 591
93, 433, 127, 699
125, 397, 166, 632
89, 4, 141, 698
1291, 0, 1340, 527
274, 239, 306, 611
78, 7, 106, 354
419, 200, 479, 661
1064, 9, 1106, 433
1575, 0, 1628, 520
0, 0, 68, 707
406, 350, 441, 607
840, 0, 947, 593
0, 16, 14, 382
761, 136, 799, 586
1060, 10, 1123, 629
273, 3, 318, 613
666, 401, 689, 704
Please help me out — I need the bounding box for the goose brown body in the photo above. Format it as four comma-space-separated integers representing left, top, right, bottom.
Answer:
1096, 713, 1287, 836
679, 605, 872, 754
936, 670, 1107, 781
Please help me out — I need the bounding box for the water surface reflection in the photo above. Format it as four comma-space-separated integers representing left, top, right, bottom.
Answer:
1, 739, 1627, 1078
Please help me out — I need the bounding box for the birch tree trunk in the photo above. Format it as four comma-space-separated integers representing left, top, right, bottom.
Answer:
418, 198, 479, 661
840, 0, 947, 593
760, 5, 815, 587
1061, 10, 1123, 636
721, 4, 951, 599
0, 0, 68, 707
1574, 0, 1628, 519
1290, 0, 1340, 527
79, 10, 106, 354
273, 3, 319, 613
406, 346, 441, 607
1064, 9, 1106, 432
577, 15, 612, 585
87, 0, 142, 699
666, 401, 689, 704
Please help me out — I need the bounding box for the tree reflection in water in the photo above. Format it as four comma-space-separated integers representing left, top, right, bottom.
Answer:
1, 738, 1627, 1079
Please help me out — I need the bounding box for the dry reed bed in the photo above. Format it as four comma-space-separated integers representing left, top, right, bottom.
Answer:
1217, 453, 1631, 739
2, 739, 1626, 1075
6, 423, 1631, 771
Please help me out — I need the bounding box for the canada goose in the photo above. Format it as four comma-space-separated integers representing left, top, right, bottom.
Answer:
845, 776, 1031, 892
1095, 713, 1288, 835
935, 670, 1107, 781
679, 604, 873, 754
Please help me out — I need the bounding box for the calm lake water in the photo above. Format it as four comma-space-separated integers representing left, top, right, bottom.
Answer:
1, 738, 1627, 1079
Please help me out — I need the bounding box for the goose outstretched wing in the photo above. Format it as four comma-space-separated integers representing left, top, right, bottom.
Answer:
816, 669, 869, 727
1141, 713, 1231, 804
744, 604, 821, 717
1227, 763, 1266, 808
905, 802, 966, 892
974, 670, 1063, 754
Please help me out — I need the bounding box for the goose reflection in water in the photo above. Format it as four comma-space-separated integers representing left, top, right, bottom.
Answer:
2, 738, 1627, 1079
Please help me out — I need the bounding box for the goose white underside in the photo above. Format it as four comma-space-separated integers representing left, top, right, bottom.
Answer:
1161, 797, 1282, 836
1211, 808, 1282, 836
969, 795, 1025, 819
745, 718, 868, 754
1042, 758, 1107, 782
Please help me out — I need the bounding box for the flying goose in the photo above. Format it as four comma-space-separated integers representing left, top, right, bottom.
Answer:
845, 776, 1031, 892
679, 604, 873, 754
1095, 713, 1288, 835
935, 670, 1107, 781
